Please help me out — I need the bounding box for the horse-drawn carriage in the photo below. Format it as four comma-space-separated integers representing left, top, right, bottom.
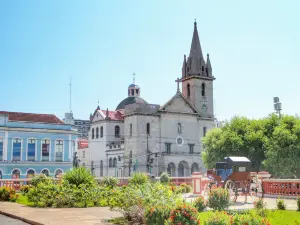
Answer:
203, 156, 263, 202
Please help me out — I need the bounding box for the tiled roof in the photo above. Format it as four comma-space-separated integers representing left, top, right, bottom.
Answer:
78, 139, 88, 149
0, 111, 64, 124
99, 110, 124, 121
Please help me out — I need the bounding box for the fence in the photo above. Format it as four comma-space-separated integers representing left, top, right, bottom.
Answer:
262, 179, 300, 197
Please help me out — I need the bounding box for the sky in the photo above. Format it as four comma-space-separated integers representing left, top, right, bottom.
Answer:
0, 0, 299, 121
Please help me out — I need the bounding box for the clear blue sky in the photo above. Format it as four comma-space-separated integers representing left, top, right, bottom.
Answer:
0, 0, 299, 121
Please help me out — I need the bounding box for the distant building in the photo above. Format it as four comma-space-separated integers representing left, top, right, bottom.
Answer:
77, 139, 89, 168
0, 111, 77, 179
74, 119, 90, 140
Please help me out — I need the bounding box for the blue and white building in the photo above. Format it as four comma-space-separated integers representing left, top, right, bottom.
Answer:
0, 111, 78, 179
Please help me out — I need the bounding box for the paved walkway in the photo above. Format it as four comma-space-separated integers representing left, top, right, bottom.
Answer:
0, 214, 29, 225
0, 202, 122, 225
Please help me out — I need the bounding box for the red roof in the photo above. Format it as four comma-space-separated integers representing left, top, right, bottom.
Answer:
0, 111, 64, 124
78, 139, 88, 149
99, 110, 124, 121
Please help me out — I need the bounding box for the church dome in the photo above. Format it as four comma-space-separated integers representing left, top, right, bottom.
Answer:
116, 96, 148, 110
128, 83, 139, 88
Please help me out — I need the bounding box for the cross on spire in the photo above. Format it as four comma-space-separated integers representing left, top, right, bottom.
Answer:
175, 78, 181, 93
133, 73, 136, 84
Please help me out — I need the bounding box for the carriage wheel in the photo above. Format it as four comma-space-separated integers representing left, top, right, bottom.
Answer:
225, 180, 237, 203
249, 179, 263, 201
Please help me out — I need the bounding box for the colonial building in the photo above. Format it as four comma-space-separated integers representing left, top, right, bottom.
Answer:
0, 111, 78, 179
89, 21, 215, 177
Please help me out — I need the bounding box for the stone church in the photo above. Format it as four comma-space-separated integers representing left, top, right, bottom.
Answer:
88, 21, 215, 177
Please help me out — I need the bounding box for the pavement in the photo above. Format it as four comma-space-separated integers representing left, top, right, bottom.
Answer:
0, 214, 29, 225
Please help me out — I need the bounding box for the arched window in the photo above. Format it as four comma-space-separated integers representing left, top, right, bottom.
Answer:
96, 127, 99, 138
113, 157, 117, 167
146, 123, 150, 135
42, 139, 50, 161
27, 138, 36, 161
12, 169, 20, 179
92, 128, 95, 139
201, 83, 205, 97
109, 158, 113, 167
55, 169, 63, 178
187, 83, 190, 99
12, 138, 22, 161
41, 169, 49, 176
115, 126, 120, 137
27, 169, 35, 178
100, 126, 103, 137
0, 138, 3, 161
203, 127, 207, 137
178, 123, 182, 134
55, 140, 63, 162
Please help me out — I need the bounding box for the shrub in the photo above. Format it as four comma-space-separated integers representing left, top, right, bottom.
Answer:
160, 172, 170, 184
253, 197, 266, 210
203, 211, 230, 225
102, 176, 119, 188
63, 167, 95, 187
145, 205, 171, 225
232, 213, 270, 225
276, 197, 286, 210
297, 196, 300, 211
0, 187, 18, 202
207, 187, 230, 211
166, 203, 200, 225
20, 185, 33, 195
193, 196, 206, 212
128, 172, 149, 186
31, 174, 51, 187
179, 183, 192, 193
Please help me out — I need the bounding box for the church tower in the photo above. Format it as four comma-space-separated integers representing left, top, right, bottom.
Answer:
181, 21, 215, 119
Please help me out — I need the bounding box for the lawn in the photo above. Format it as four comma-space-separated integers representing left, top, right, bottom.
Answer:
16, 194, 31, 206
199, 210, 300, 225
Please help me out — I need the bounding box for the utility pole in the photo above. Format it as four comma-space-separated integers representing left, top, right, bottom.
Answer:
273, 97, 282, 118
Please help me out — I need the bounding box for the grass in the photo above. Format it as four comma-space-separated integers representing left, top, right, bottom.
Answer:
16, 194, 31, 206
198, 210, 300, 225
106, 217, 128, 225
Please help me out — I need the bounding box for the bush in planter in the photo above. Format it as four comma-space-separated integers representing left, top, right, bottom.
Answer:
180, 183, 192, 193
128, 172, 149, 186
166, 203, 200, 225
160, 172, 170, 184
297, 196, 300, 211
31, 174, 51, 187
253, 197, 266, 210
102, 176, 119, 188
231, 213, 270, 225
0, 187, 18, 202
20, 185, 33, 195
207, 187, 230, 211
276, 197, 286, 210
63, 167, 95, 187
202, 211, 230, 225
192, 196, 206, 212
145, 205, 171, 225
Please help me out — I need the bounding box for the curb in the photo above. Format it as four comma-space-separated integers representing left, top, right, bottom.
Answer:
0, 210, 44, 225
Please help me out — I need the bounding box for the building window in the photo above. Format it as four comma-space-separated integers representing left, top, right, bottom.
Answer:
55, 140, 63, 162
201, 83, 205, 97
82, 151, 86, 158
165, 143, 171, 154
42, 139, 50, 161
131, 89, 134, 96
203, 127, 207, 137
100, 126, 103, 137
113, 157, 117, 167
187, 83, 190, 99
92, 128, 95, 139
12, 169, 20, 179
96, 127, 99, 138
109, 158, 113, 167
71, 140, 75, 159
27, 139, 36, 161
130, 124, 132, 137
100, 160, 103, 176
136, 89, 139, 95
0, 138, 3, 161
27, 169, 35, 178
202, 66, 204, 72
189, 144, 195, 154
12, 138, 22, 161
55, 169, 63, 178
115, 126, 120, 137
41, 169, 49, 176
146, 123, 150, 135
178, 123, 182, 134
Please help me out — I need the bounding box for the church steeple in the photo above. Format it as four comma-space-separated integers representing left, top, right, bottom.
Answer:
189, 21, 203, 60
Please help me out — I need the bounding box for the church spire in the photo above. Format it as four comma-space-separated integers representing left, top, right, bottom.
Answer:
206, 53, 212, 77
189, 20, 203, 60
182, 54, 187, 78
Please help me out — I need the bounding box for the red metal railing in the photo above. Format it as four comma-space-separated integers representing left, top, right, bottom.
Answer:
262, 179, 300, 196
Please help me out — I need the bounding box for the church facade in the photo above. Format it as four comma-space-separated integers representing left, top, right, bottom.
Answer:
88, 21, 216, 177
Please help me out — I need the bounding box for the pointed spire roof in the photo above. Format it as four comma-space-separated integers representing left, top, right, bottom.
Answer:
189, 21, 203, 59
206, 54, 211, 68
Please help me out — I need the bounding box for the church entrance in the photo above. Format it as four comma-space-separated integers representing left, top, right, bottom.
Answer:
178, 161, 189, 177
167, 163, 176, 177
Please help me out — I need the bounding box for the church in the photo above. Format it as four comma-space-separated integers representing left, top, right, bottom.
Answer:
88, 21, 216, 177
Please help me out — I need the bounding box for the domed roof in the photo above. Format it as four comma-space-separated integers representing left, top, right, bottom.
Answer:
128, 83, 139, 88
116, 96, 148, 110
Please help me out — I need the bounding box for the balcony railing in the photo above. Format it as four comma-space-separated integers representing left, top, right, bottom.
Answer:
162, 151, 201, 156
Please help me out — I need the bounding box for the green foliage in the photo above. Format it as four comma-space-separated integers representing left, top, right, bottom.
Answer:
192, 196, 207, 212
159, 172, 170, 184
63, 167, 95, 187
166, 203, 200, 225
145, 205, 171, 225
128, 172, 149, 186
231, 213, 270, 225
102, 176, 120, 188
0, 187, 19, 202
297, 196, 300, 211
253, 197, 266, 210
207, 187, 230, 211
202, 211, 231, 225
31, 174, 51, 187
179, 183, 192, 193
20, 185, 33, 195
276, 198, 286, 210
